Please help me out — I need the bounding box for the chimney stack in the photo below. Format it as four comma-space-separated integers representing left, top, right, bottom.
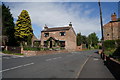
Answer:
44, 24, 48, 30
69, 22, 72, 27
111, 12, 117, 21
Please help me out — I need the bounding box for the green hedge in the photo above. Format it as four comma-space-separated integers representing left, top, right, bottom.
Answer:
23, 47, 41, 51
116, 39, 120, 47
104, 40, 120, 57
2, 50, 24, 55
103, 40, 116, 50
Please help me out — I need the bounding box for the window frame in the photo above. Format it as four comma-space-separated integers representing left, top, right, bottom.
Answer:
44, 33, 49, 37
60, 32, 66, 36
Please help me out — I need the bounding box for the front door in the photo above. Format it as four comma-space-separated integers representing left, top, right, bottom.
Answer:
50, 41, 52, 48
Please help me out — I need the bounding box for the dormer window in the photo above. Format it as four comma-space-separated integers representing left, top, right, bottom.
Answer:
44, 33, 49, 37
60, 32, 65, 36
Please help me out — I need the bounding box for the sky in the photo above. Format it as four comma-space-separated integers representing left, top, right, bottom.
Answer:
2, 1, 119, 40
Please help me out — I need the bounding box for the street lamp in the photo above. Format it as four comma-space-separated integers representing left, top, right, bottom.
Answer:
98, 0, 104, 59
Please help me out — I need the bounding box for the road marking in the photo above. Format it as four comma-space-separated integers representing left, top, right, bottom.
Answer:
0, 63, 34, 73
46, 59, 52, 61
57, 57, 62, 59
53, 58, 57, 59
46, 57, 62, 61
75, 54, 92, 79
67, 55, 73, 57
93, 58, 99, 61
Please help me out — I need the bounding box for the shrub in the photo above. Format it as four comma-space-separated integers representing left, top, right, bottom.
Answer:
23, 47, 41, 51
103, 40, 116, 50
2, 50, 23, 55
99, 45, 102, 49
112, 46, 120, 57
116, 39, 120, 47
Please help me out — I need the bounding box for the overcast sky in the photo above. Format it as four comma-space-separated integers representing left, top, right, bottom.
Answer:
3, 1, 119, 39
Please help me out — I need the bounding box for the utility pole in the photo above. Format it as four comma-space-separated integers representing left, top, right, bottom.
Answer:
98, 0, 104, 59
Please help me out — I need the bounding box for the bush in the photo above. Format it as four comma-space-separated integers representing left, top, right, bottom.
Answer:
104, 49, 116, 56
23, 47, 41, 51
2, 50, 23, 55
99, 45, 102, 49
112, 46, 120, 57
116, 39, 120, 47
104, 40, 116, 50
94, 45, 99, 49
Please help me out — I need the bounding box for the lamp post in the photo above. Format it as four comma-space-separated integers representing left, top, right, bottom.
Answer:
98, 0, 104, 59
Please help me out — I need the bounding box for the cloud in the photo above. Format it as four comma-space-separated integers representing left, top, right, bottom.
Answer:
1, 0, 120, 2
5, 2, 101, 39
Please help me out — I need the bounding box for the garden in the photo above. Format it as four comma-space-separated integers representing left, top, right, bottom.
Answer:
104, 39, 120, 62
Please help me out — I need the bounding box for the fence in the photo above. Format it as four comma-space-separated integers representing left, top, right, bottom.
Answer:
105, 55, 120, 80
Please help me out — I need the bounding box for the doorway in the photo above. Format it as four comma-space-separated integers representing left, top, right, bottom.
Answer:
50, 41, 52, 48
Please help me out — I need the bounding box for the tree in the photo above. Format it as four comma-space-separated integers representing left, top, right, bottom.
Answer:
2, 3, 17, 46
81, 35, 87, 44
87, 32, 99, 48
81, 35, 88, 48
77, 32, 82, 46
77, 32, 88, 47
14, 10, 33, 46
118, 18, 120, 21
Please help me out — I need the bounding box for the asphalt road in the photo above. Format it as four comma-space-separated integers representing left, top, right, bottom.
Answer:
1, 50, 115, 79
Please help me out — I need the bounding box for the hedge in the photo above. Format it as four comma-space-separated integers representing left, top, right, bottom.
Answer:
103, 40, 116, 50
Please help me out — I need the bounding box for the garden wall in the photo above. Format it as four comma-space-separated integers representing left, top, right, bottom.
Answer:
105, 55, 120, 80
5, 46, 23, 53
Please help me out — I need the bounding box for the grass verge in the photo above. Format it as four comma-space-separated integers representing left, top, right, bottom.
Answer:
2, 50, 24, 55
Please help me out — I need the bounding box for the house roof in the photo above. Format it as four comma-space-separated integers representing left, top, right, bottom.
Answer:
41, 26, 71, 32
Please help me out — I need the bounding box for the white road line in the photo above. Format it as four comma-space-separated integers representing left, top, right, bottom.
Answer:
67, 55, 73, 57
57, 57, 62, 59
53, 58, 57, 59
93, 58, 99, 61
0, 63, 34, 73
23, 63, 34, 66
46, 59, 52, 61
46, 57, 62, 61
75, 55, 92, 79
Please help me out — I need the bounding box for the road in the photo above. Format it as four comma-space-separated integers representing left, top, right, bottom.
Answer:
1, 50, 115, 79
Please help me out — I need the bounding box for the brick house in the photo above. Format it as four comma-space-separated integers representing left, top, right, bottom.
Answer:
103, 13, 120, 40
40, 22, 76, 50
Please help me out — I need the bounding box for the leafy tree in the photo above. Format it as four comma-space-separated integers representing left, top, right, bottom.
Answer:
77, 32, 82, 46
14, 10, 33, 46
81, 35, 87, 44
2, 3, 17, 46
87, 32, 99, 48
81, 35, 88, 48
118, 18, 120, 21
77, 32, 88, 47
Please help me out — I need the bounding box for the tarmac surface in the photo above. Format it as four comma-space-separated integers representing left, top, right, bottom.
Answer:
1, 50, 115, 79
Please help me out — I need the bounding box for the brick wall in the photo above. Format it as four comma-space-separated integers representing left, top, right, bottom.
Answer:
6, 46, 22, 53
103, 22, 120, 40
41, 27, 76, 50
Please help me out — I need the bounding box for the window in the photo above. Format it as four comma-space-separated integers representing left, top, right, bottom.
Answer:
60, 32, 65, 36
60, 41, 65, 47
44, 41, 47, 47
44, 33, 49, 37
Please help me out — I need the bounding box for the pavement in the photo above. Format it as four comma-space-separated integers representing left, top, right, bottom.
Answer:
1, 50, 115, 79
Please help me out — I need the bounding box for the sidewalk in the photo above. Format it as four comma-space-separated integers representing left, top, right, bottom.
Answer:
0, 52, 24, 57
78, 52, 115, 79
